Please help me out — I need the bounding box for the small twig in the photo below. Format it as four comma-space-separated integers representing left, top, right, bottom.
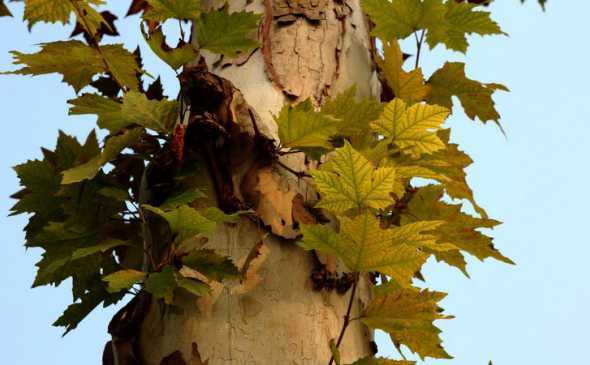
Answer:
414, 29, 426, 70
69, 0, 127, 92
394, 342, 408, 361
277, 160, 311, 178
327, 273, 359, 365
178, 19, 186, 41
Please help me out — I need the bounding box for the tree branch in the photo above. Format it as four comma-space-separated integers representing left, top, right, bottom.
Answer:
327, 273, 359, 365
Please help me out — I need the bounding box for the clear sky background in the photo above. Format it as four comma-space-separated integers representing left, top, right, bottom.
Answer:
0, 1, 588, 364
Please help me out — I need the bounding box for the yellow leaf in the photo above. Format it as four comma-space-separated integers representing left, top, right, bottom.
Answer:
378, 41, 430, 103
371, 99, 449, 158
311, 142, 396, 213
362, 285, 453, 359
276, 100, 340, 150
300, 213, 429, 285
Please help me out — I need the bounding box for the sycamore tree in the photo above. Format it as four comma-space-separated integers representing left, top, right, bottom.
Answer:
2, 0, 546, 364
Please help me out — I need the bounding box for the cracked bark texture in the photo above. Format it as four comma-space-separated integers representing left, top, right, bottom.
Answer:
138, 0, 381, 363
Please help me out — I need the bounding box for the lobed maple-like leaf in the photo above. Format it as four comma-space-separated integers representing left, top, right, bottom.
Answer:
182, 249, 240, 282
143, 0, 201, 21
143, 26, 199, 70
427, 62, 508, 123
276, 100, 340, 150
4, 41, 140, 92
320, 86, 383, 144
393, 129, 488, 217
195, 9, 262, 57
68, 91, 178, 133
362, 285, 452, 359
402, 184, 514, 272
300, 213, 430, 285
362, 0, 503, 53
21, 0, 107, 35
371, 98, 449, 158
378, 40, 430, 103
426, 0, 505, 52
61, 127, 143, 184
311, 142, 396, 213
142, 204, 217, 238
103, 269, 146, 293
145, 265, 209, 304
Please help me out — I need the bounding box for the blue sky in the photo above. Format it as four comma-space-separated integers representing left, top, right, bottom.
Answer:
1, 1, 588, 364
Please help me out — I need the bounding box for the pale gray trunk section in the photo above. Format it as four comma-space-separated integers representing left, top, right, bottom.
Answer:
138, 0, 381, 363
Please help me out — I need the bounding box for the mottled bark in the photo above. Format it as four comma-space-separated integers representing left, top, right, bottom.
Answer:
138, 0, 381, 363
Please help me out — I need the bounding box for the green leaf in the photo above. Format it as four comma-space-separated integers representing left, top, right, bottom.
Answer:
176, 276, 210, 296
371, 98, 449, 158
426, 0, 505, 53
145, 265, 177, 304
143, 26, 199, 70
196, 9, 262, 57
22, 0, 105, 32
377, 40, 430, 103
362, 286, 452, 359
199, 207, 245, 224
361, 0, 443, 41
329, 339, 341, 365
320, 86, 383, 144
71, 238, 128, 260
4, 41, 140, 92
0, 0, 12, 17
299, 213, 428, 285
69, 91, 178, 133
311, 142, 396, 213
427, 62, 508, 123
276, 99, 340, 150
62, 128, 144, 184
182, 249, 240, 282
52, 284, 109, 335
103, 269, 146, 293
144, 0, 201, 21
142, 204, 217, 237
348, 357, 416, 365
361, 0, 504, 53
160, 189, 207, 209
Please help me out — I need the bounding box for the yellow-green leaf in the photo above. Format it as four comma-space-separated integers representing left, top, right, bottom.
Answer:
299, 213, 428, 285
320, 86, 383, 147
361, 0, 444, 41
378, 40, 430, 103
427, 62, 508, 123
362, 286, 452, 359
4, 41, 140, 92
426, 1, 506, 53
143, 26, 199, 70
22, 0, 105, 32
196, 9, 262, 57
69, 91, 178, 133
144, 0, 201, 21
401, 184, 514, 267
277, 100, 340, 150
371, 99, 449, 158
61, 128, 143, 184
145, 265, 177, 304
142, 204, 217, 237
103, 269, 146, 293
311, 142, 396, 213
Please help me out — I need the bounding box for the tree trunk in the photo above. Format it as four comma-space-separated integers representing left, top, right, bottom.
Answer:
138, 0, 381, 363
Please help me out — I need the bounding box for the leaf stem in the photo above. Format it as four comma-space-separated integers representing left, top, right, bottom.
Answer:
327, 273, 359, 365
414, 29, 426, 70
69, 0, 127, 92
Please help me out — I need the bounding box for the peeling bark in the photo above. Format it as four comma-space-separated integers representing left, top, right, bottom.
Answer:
137, 0, 381, 363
